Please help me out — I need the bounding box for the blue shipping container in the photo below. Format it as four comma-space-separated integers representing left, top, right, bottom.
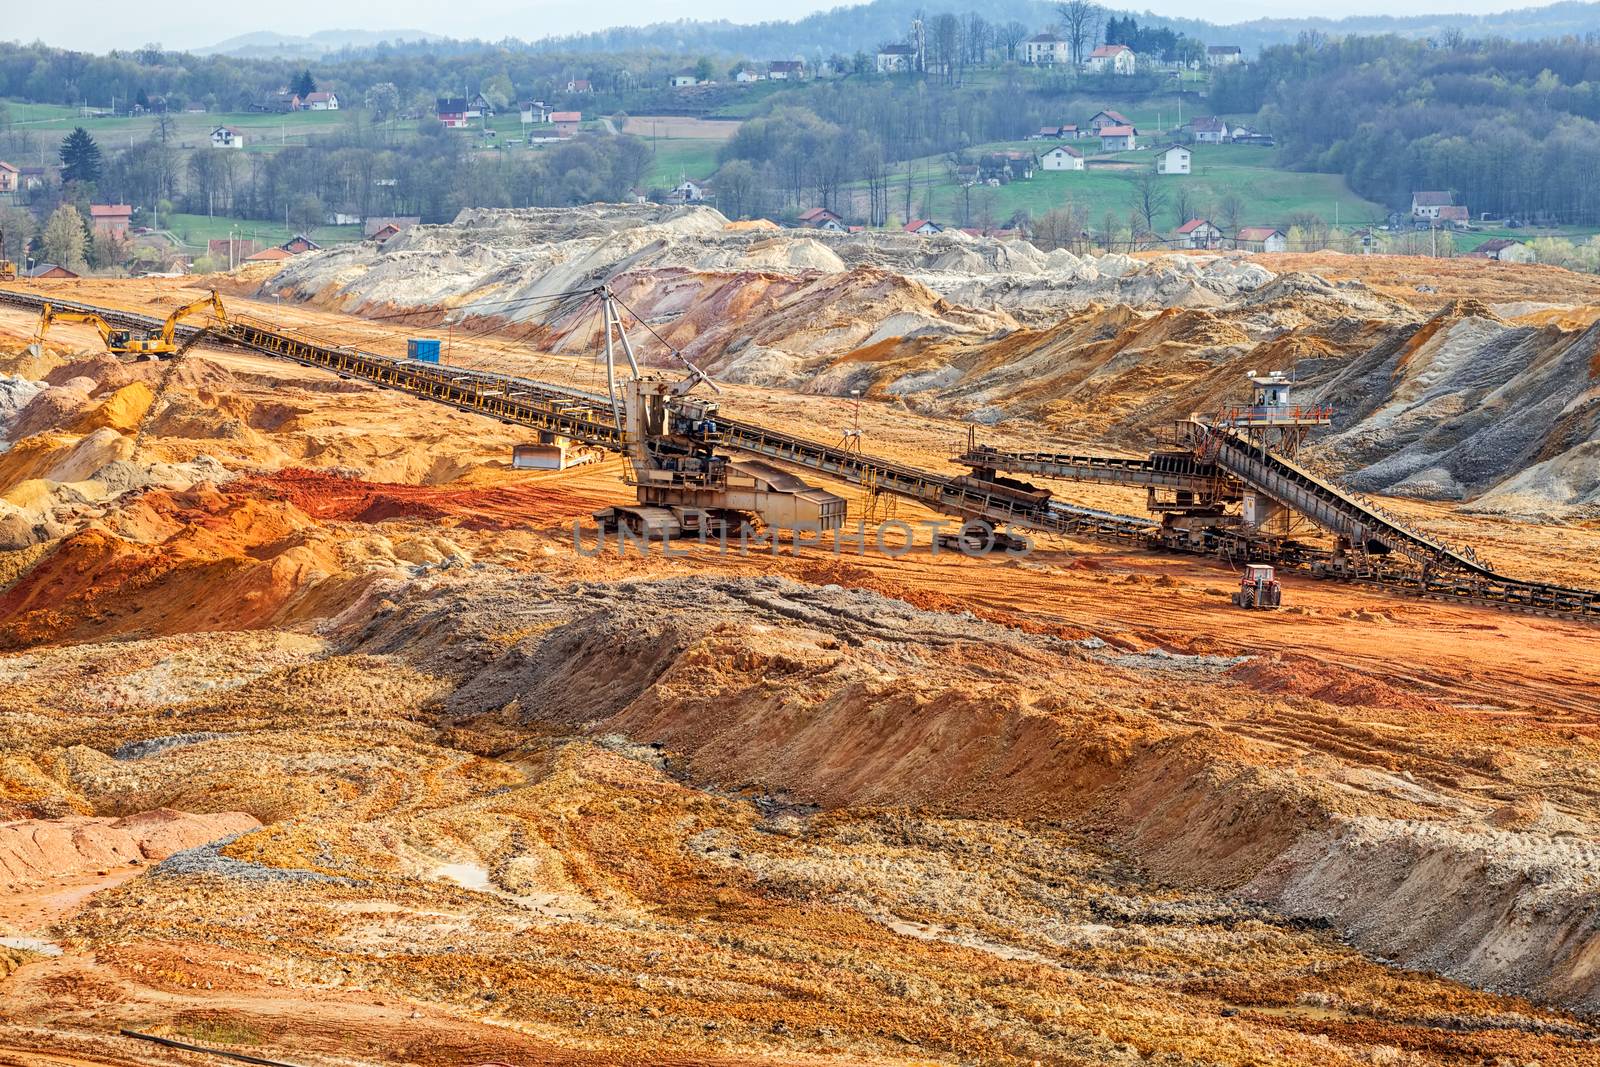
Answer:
408, 339, 442, 363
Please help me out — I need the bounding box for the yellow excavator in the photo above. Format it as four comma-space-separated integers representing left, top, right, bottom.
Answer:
0, 227, 15, 281
33, 290, 227, 360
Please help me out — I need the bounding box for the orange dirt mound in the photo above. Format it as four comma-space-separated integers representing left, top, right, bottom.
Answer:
1226, 652, 1446, 713
0, 809, 259, 887
237, 468, 611, 529
0, 487, 328, 648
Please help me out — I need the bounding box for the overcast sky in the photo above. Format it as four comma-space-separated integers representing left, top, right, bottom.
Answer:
2, 0, 1557, 55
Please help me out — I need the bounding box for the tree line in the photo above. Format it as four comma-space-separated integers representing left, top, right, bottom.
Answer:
1213, 32, 1600, 224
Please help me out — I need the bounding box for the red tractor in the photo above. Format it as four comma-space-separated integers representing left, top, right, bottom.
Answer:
1232, 564, 1282, 609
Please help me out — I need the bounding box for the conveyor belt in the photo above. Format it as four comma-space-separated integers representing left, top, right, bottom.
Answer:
956, 445, 1231, 495
3, 287, 1594, 618
0, 288, 1156, 544
715, 420, 1155, 542
951, 424, 1598, 616
1188, 420, 1494, 576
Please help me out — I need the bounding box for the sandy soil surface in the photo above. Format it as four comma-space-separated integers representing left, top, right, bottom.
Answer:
620, 116, 742, 139
1250, 250, 1600, 310
0, 247, 1597, 1065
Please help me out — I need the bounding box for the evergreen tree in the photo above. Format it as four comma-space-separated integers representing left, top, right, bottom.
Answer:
292, 69, 317, 98
59, 127, 103, 185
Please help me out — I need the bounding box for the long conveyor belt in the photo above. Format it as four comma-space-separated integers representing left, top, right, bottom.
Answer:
961, 432, 1489, 574
2, 287, 1594, 618
955, 446, 1230, 495
950, 426, 1600, 615
1189, 421, 1492, 575
0, 289, 1156, 544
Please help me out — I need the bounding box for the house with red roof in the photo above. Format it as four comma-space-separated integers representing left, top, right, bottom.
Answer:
1234, 226, 1287, 253
1098, 125, 1137, 152
88, 204, 132, 239
1411, 191, 1456, 219
903, 219, 942, 235
1041, 145, 1084, 171
1086, 44, 1136, 74
1466, 237, 1534, 263
1188, 116, 1230, 143
798, 207, 845, 231
1175, 218, 1224, 249
551, 111, 582, 137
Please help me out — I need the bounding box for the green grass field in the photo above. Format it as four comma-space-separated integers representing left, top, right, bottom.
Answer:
165, 213, 362, 250
644, 139, 723, 187
1, 100, 354, 148
885, 141, 1386, 233
1455, 225, 1600, 251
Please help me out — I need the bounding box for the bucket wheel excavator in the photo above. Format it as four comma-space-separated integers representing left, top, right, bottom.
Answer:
587, 288, 847, 540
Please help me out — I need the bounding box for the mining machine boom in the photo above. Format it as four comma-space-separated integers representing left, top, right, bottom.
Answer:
33, 289, 226, 360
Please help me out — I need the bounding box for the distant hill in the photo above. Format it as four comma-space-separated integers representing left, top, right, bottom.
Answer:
197, 29, 445, 58
523, 0, 1600, 58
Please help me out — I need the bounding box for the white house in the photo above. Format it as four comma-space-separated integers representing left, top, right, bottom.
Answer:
302, 91, 340, 111
1411, 191, 1455, 219
768, 60, 805, 80
1156, 144, 1191, 175
735, 68, 764, 82
1023, 32, 1071, 65
669, 70, 699, 88
1235, 226, 1287, 253
798, 207, 846, 231
520, 101, 550, 125
1086, 44, 1136, 74
876, 44, 915, 72
209, 125, 245, 149
1207, 45, 1243, 67
1189, 116, 1230, 144
1099, 125, 1137, 152
904, 219, 942, 235
1176, 218, 1224, 249
673, 179, 711, 203
1041, 145, 1085, 171
1471, 238, 1536, 263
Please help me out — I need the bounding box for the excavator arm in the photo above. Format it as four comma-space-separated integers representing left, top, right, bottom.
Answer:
36, 304, 121, 348
157, 289, 227, 347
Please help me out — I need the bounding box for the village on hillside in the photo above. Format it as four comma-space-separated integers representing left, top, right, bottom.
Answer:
0, 13, 1560, 276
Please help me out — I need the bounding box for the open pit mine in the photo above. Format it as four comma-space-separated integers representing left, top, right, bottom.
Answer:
1, 203, 1598, 1066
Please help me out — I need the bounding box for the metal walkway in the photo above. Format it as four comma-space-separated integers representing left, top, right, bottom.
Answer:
956, 444, 1232, 495
1187, 420, 1495, 577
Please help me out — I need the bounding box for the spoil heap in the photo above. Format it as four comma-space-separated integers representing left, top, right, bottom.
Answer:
262, 205, 1600, 513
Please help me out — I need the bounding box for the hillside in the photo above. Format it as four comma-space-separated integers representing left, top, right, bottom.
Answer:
528, 0, 1600, 58
194, 29, 445, 58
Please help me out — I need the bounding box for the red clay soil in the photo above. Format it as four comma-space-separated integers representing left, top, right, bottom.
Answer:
236, 468, 611, 529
